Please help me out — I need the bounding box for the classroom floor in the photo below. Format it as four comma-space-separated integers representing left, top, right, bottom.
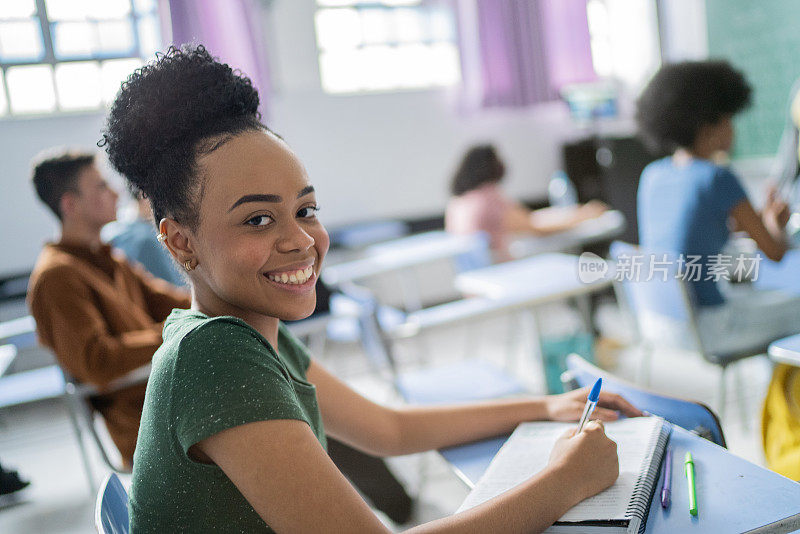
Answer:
0, 301, 776, 533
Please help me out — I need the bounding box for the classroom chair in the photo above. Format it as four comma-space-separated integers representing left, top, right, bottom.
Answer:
0, 314, 147, 493
609, 241, 767, 424
62, 367, 150, 479
94, 473, 129, 534
349, 284, 528, 404
563, 353, 726, 446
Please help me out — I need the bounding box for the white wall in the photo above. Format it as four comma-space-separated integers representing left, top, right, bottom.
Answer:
265, 0, 580, 225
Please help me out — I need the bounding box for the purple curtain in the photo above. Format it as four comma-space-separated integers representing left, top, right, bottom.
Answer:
458, 0, 595, 109
160, 0, 271, 116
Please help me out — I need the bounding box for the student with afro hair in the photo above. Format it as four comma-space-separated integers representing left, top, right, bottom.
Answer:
102, 45, 642, 532
636, 61, 800, 478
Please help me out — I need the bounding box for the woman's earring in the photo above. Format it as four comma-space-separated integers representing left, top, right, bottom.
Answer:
183, 260, 195, 272
156, 233, 167, 243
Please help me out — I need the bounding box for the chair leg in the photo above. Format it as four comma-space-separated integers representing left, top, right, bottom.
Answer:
63, 398, 96, 496
733, 363, 750, 431
717, 366, 728, 422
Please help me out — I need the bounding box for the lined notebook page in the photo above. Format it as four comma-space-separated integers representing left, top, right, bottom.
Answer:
457, 417, 664, 522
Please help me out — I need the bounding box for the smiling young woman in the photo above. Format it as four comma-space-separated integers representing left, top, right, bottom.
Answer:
101, 45, 641, 533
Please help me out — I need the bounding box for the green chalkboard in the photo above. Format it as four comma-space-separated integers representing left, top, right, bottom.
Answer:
706, 0, 800, 158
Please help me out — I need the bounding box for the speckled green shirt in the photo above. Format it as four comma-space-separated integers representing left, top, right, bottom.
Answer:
128, 309, 326, 533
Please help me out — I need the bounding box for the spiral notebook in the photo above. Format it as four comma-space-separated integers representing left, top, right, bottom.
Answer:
457, 417, 671, 533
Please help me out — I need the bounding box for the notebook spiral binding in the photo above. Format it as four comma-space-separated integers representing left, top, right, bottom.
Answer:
625, 421, 672, 534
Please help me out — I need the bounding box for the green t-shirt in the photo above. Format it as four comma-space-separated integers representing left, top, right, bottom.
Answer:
129, 308, 326, 533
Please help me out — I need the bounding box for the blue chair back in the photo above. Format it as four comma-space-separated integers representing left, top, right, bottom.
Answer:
609, 241, 693, 324
453, 232, 493, 273
565, 354, 726, 447
95, 473, 129, 534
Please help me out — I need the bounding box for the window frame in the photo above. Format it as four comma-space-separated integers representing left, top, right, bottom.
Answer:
313, 0, 461, 96
0, 0, 157, 118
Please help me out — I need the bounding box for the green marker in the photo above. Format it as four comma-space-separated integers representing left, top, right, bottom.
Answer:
685, 452, 698, 516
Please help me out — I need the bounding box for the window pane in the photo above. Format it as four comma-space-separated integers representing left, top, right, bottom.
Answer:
89, 0, 131, 20
6, 64, 56, 114
0, 0, 36, 19
55, 61, 101, 110
101, 57, 141, 103
394, 44, 431, 88
0, 72, 7, 115
133, 0, 157, 14
45, 0, 92, 20
137, 14, 161, 58
360, 46, 399, 91
315, 8, 361, 50
382, 0, 421, 6
428, 7, 455, 42
360, 9, 391, 45
0, 20, 44, 61
52, 21, 95, 58
319, 50, 363, 93
393, 9, 425, 43
317, 0, 359, 6
96, 19, 135, 55
427, 42, 460, 86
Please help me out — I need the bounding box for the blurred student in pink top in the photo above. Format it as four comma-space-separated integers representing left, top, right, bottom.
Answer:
445, 145, 607, 261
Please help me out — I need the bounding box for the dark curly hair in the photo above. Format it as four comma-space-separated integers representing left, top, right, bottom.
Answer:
636, 60, 752, 152
31, 149, 95, 220
99, 45, 266, 229
450, 144, 506, 196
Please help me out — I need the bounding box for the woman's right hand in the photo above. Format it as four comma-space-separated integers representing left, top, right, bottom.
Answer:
763, 186, 791, 229
547, 420, 619, 501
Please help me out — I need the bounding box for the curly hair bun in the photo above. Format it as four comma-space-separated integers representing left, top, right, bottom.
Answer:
635, 60, 751, 152
99, 45, 263, 227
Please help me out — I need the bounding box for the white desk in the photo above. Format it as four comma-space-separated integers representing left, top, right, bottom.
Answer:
0, 315, 36, 343
769, 334, 800, 367
455, 253, 611, 300
508, 209, 626, 258
322, 231, 483, 287
446, 426, 800, 533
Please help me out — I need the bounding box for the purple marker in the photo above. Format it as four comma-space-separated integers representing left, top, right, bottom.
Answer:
661, 447, 673, 509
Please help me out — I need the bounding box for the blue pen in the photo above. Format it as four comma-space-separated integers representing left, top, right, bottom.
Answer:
576, 378, 602, 433
661, 447, 672, 508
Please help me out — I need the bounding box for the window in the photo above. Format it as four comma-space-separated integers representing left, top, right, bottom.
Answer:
586, 0, 661, 89
314, 0, 461, 94
0, 0, 161, 117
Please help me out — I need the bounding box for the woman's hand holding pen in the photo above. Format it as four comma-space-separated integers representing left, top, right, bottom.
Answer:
547, 421, 620, 501
544, 388, 644, 423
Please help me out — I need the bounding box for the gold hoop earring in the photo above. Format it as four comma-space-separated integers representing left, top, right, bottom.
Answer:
156, 233, 167, 243
183, 260, 195, 272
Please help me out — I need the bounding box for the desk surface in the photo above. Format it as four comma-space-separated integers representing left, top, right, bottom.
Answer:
769, 334, 800, 367
322, 231, 481, 286
445, 425, 800, 533
508, 210, 626, 258
454, 253, 611, 300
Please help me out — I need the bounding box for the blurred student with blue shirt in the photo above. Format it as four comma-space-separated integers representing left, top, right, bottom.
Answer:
636, 60, 800, 478
104, 194, 186, 287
